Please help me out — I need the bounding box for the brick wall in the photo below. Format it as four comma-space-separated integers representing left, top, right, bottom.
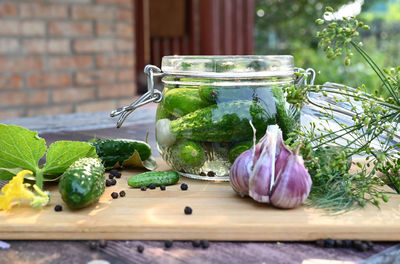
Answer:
0, 0, 136, 119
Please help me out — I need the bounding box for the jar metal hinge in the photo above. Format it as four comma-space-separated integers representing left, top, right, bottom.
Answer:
110, 65, 164, 128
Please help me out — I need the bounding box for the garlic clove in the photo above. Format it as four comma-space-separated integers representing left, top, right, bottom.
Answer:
249, 125, 279, 203
275, 132, 292, 178
229, 149, 252, 197
270, 152, 312, 209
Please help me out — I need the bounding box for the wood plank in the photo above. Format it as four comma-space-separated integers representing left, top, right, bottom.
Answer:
1, 159, 400, 241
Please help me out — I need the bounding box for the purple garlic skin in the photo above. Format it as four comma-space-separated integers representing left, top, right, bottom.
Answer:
249, 125, 279, 203
270, 152, 312, 209
229, 149, 252, 197
229, 124, 312, 209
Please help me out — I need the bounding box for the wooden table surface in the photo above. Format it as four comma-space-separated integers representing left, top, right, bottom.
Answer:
0, 104, 399, 264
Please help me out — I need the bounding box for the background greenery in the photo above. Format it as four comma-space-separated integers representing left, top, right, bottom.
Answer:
255, 0, 400, 94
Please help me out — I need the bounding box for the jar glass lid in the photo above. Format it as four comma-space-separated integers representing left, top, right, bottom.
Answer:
161, 55, 294, 78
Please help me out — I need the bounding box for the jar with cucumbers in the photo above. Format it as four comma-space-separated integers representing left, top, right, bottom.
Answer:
154, 56, 299, 181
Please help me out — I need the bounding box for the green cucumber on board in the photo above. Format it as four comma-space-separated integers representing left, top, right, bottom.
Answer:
91, 139, 152, 169
58, 157, 105, 209
169, 100, 276, 142
128, 170, 179, 188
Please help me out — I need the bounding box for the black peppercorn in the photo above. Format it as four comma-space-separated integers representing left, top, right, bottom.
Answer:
180, 183, 188, 191
343, 240, 352, 248
315, 239, 325, 247
111, 179, 117, 185
200, 172, 206, 176
324, 238, 335, 248
108, 174, 114, 180
164, 240, 173, 248
119, 190, 126, 197
207, 171, 215, 177
192, 240, 201, 248
115, 172, 122, 179
160, 185, 166, 191
54, 205, 62, 212
200, 240, 210, 249
89, 241, 97, 250
140, 186, 147, 191
137, 244, 144, 253
111, 192, 118, 199
105, 179, 112, 187
335, 240, 344, 248
149, 183, 156, 189
184, 206, 192, 215
99, 239, 107, 248
110, 169, 120, 176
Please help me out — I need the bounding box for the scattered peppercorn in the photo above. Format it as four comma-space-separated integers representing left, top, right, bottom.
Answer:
140, 186, 147, 191
108, 174, 115, 180
99, 239, 108, 248
54, 205, 62, 212
184, 206, 192, 215
335, 240, 344, 248
149, 183, 156, 189
315, 239, 325, 247
89, 241, 97, 250
119, 190, 126, 197
111, 179, 117, 185
111, 192, 118, 199
160, 185, 166, 191
137, 244, 144, 253
207, 171, 215, 177
180, 183, 188, 191
110, 169, 121, 177
164, 240, 173, 248
200, 240, 210, 249
343, 240, 353, 248
325, 238, 335, 248
192, 240, 201, 248
105, 179, 112, 187
115, 173, 122, 179
200, 172, 206, 176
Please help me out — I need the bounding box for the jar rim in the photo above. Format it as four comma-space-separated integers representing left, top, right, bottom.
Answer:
161, 55, 294, 78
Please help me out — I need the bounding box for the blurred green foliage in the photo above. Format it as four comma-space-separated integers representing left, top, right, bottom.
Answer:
255, 0, 400, 94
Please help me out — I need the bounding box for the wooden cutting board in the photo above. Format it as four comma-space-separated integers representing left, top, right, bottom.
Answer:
0, 159, 399, 241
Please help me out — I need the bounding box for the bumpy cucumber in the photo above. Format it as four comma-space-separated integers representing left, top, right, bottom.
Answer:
163, 88, 210, 117
128, 170, 179, 188
59, 157, 105, 209
271, 86, 297, 139
228, 141, 253, 163
169, 100, 275, 142
91, 139, 152, 168
169, 140, 206, 170
156, 98, 173, 120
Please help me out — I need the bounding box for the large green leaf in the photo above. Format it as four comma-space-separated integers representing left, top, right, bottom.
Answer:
42, 141, 98, 175
0, 124, 46, 174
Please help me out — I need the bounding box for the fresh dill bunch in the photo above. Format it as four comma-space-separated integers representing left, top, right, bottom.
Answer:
286, 7, 400, 212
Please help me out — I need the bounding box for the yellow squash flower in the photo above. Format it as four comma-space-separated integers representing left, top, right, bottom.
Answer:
0, 170, 49, 210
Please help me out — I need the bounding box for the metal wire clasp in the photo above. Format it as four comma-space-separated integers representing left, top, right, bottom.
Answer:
110, 65, 164, 128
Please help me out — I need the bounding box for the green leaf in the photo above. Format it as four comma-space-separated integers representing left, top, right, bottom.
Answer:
122, 150, 157, 171
42, 141, 98, 175
0, 124, 46, 174
0, 169, 18, 181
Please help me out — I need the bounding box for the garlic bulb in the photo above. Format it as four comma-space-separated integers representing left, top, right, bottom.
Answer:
229, 125, 312, 209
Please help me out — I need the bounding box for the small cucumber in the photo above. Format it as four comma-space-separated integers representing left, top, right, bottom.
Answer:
156, 98, 173, 120
91, 139, 152, 168
59, 157, 105, 209
128, 170, 179, 188
169, 140, 206, 170
163, 88, 210, 117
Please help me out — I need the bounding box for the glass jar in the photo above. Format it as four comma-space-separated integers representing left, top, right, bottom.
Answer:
112, 55, 304, 182
156, 55, 297, 181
